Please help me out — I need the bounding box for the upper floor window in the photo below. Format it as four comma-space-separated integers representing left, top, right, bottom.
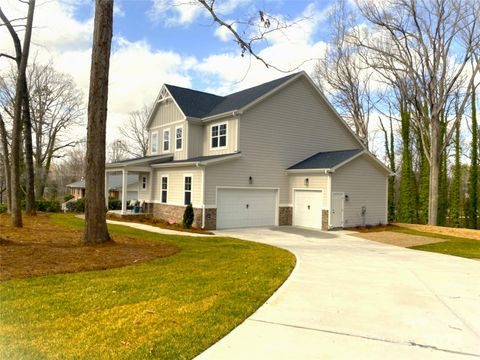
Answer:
151, 132, 158, 154
163, 129, 170, 152
176, 126, 183, 151
184, 176, 192, 205
211, 123, 227, 148
161, 176, 168, 203
141, 176, 147, 190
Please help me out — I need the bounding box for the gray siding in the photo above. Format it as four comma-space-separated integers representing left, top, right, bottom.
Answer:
205, 77, 362, 205
331, 155, 387, 227
289, 174, 330, 209
202, 118, 238, 156
150, 99, 183, 128
188, 122, 204, 158
150, 167, 203, 207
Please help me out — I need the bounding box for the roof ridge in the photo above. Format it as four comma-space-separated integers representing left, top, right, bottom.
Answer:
164, 84, 224, 99
224, 72, 301, 98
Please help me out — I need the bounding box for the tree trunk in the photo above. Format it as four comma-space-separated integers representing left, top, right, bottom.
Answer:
450, 120, 461, 227
82, 0, 113, 244
22, 82, 36, 215
468, 89, 478, 229
428, 121, 440, 225
0, 115, 11, 212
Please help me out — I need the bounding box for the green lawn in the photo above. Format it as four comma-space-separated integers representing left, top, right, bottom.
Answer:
389, 226, 480, 259
409, 239, 480, 259
0, 214, 295, 359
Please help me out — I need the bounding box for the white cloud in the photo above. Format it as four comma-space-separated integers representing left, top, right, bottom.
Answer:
148, 0, 204, 26
214, 20, 237, 42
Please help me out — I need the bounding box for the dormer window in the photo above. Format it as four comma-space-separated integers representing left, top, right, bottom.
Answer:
163, 129, 170, 152
151, 132, 158, 154
211, 123, 227, 148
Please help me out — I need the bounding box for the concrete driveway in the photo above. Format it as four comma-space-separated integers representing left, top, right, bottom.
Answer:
196, 227, 480, 360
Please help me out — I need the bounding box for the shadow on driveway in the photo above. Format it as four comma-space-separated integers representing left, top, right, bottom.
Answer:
270, 226, 338, 239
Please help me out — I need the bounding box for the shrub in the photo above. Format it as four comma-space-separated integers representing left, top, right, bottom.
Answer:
0, 203, 7, 214
66, 198, 85, 213
183, 203, 194, 229
64, 194, 74, 202
35, 198, 61, 213
108, 197, 121, 210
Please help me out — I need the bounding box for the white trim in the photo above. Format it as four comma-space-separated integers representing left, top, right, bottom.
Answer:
149, 119, 184, 130
175, 125, 183, 152
183, 174, 193, 205
209, 122, 228, 150
292, 188, 324, 229
149, 170, 153, 202
286, 168, 333, 174
151, 131, 159, 155
327, 173, 332, 227
385, 176, 389, 224
162, 128, 170, 153
151, 152, 242, 168
160, 175, 169, 204
146, 85, 187, 129
279, 203, 293, 207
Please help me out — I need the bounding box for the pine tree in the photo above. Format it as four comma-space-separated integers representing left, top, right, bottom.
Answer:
398, 107, 417, 223
450, 120, 461, 227
468, 90, 478, 229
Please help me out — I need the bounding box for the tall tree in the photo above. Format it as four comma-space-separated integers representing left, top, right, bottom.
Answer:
437, 117, 448, 226
352, 0, 480, 225
119, 106, 150, 158
450, 119, 461, 227
82, 0, 113, 244
468, 89, 478, 228
379, 114, 396, 222
0, 0, 36, 226
0, 113, 11, 211
398, 105, 417, 223
314, 1, 373, 148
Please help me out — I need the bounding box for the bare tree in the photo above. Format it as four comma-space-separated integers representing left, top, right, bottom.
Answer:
0, 113, 11, 211
350, 0, 480, 225
26, 63, 84, 197
314, 1, 373, 148
119, 106, 150, 157
0, 0, 36, 226
83, 0, 113, 244
107, 139, 129, 163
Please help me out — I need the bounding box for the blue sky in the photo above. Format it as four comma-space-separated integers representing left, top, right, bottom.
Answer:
0, 0, 333, 140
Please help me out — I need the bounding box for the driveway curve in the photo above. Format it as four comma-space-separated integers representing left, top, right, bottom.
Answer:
196, 227, 480, 360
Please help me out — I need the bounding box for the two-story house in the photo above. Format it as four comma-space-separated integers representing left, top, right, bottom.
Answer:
106, 72, 391, 230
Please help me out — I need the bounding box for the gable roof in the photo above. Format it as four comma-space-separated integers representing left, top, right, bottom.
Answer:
164, 73, 299, 119
67, 174, 139, 190
288, 149, 363, 170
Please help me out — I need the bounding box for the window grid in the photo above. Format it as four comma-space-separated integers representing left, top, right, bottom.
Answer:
176, 127, 183, 150
211, 124, 227, 148
184, 176, 192, 205
163, 130, 170, 152
161, 176, 168, 203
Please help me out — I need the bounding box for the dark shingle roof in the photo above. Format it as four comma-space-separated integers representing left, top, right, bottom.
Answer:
288, 149, 363, 170
165, 73, 300, 118
153, 153, 240, 165
67, 174, 138, 189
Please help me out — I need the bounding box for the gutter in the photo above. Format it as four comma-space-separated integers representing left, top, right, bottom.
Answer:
201, 110, 243, 122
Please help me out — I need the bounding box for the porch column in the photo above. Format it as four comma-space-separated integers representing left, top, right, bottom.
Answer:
121, 169, 128, 214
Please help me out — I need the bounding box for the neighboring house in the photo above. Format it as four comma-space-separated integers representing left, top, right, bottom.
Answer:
106, 71, 391, 230
66, 175, 139, 201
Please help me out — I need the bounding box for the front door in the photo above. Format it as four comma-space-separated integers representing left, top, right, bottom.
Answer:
331, 192, 344, 228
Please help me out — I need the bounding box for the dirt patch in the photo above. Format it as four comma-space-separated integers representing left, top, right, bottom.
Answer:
394, 223, 480, 240
0, 213, 179, 281
351, 231, 446, 247
106, 214, 214, 235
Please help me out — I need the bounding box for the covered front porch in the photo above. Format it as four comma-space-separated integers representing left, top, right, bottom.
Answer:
105, 154, 171, 215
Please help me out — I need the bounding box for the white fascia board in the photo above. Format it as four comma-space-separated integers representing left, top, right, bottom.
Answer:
151, 153, 242, 169
146, 85, 187, 129
330, 150, 393, 175
285, 168, 333, 174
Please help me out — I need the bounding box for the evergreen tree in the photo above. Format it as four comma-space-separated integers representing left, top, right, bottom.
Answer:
398, 107, 417, 223
468, 90, 478, 229
450, 120, 461, 227
437, 116, 448, 226
380, 117, 396, 222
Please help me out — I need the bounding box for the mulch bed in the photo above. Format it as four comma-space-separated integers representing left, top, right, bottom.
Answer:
0, 213, 179, 281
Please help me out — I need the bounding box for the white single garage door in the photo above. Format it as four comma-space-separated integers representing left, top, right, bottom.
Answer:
217, 188, 278, 229
293, 190, 323, 229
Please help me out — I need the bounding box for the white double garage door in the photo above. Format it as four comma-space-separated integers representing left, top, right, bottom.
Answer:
216, 188, 323, 230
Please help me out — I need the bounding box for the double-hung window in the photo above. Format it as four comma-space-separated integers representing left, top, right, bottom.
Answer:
211, 123, 227, 148
151, 132, 158, 154
163, 129, 170, 152
161, 176, 168, 203
176, 126, 183, 150
184, 176, 192, 205
141, 176, 147, 190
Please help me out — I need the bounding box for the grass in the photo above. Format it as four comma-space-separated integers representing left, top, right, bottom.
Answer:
353, 224, 480, 259
0, 214, 295, 359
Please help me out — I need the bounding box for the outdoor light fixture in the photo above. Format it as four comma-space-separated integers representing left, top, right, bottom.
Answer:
249, 176, 253, 184
345, 195, 349, 201
304, 178, 309, 186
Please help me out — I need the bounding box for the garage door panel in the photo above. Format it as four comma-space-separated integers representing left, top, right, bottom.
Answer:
217, 188, 277, 229
294, 190, 323, 229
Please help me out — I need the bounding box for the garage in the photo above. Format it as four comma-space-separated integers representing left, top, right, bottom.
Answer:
216, 188, 278, 229
293, 190, 323, 229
